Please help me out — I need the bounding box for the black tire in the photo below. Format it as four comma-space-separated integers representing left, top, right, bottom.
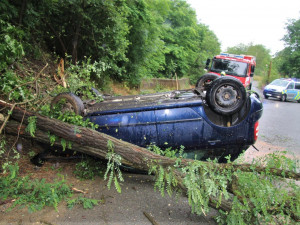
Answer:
206, 77, 247, 115
195, 73, 219, 93
264, 94, 269, 99
51, 92, 84, 116
281, 94, 287, 102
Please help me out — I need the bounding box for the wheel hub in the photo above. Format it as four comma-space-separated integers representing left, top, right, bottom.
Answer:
62, 102, 74, 113
215, 85, 238, 107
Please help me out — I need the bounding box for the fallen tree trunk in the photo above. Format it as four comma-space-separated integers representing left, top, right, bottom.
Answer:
3, 119, 131, 165
1, 101, 187, 171
2, 118, 235, 212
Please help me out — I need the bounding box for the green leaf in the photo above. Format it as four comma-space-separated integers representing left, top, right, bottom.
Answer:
25, 116, 37, 137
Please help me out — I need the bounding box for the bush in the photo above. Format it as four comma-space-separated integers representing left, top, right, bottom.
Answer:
0, 20, 24, 71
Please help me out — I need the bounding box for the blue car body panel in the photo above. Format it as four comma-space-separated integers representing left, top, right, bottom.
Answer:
85, 91, 263, 160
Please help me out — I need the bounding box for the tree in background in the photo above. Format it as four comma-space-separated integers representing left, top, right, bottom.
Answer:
1, 0, 221, 88
187, 24, 220, 83
226, 43, 282, 85
159, 0, 220, 82
123, 0, 166, 86
0, 1, 24, 71
6, 0, 131, 83
276, 16, 300, 78
226, 43, 272, 76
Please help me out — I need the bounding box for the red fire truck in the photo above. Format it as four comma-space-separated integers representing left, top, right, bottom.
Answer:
204, 53, 256, 89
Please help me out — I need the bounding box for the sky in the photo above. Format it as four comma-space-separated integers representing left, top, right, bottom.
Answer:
186, 0, 300, 55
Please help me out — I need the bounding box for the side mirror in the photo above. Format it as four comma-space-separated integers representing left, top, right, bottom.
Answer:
205, 58, 211, 70
250, 65, 255, 77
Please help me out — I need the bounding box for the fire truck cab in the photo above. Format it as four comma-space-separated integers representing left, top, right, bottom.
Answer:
205, 53, 256, 89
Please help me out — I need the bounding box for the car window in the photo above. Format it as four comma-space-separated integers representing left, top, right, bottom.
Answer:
287, 83, 294, 89
295, 83, 300, 90
270, 79, 288, 87
155, 107, 200, 122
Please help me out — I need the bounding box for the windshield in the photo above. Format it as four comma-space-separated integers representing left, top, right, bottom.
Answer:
210, 58, 248, 77
269, 79, 289, 87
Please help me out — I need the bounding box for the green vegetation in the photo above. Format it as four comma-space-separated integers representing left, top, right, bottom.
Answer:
0, 163, 100, 212
104, 140, 124, 193
67, 194, 101, 209
1, 0, 298, 92
0, 135, 20, 173
0, 0, 220, 90
275, 18, 300, 78
148, 147, 299, 224
74, 156, 105, 180
0, 0, 300, 223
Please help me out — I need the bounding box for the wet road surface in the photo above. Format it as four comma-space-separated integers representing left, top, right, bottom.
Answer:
252, 81, 300, 158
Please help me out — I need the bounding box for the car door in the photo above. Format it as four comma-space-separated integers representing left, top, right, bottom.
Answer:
90, 110, 158, 148
155, 107, 203, 150
294, 82, 300, 101
286, 82, 295, 100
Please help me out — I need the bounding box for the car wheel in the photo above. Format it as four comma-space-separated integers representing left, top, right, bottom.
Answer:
264, 94, 269, 99
206, 77, 247, 115
195, 73, 219, 93
51, 92, 84, 116
281, 94, 287, 102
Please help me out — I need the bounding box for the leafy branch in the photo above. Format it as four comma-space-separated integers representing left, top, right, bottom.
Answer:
104, 140, 124, 193
147, 147, 299, 224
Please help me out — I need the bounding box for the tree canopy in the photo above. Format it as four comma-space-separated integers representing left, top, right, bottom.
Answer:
2, 0, 299, 86
275, 16, 300, 78
0, 0, 221, 87
226, 43, 272, 77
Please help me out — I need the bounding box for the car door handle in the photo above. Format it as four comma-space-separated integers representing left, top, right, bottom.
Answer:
208, 140, 221, 145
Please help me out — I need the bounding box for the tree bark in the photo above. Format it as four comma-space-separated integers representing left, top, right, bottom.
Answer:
44, 20, 67, 56
18, 0, 27, 25
3, 119, 132, 166
72, 19, 81, 64
1, 118, 235, 213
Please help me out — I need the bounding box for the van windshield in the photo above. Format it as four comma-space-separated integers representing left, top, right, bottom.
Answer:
210, 59, 248, 77
270, 79, 289, 87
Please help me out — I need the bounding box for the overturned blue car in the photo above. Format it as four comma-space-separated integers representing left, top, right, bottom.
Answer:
51, 76, 263, 162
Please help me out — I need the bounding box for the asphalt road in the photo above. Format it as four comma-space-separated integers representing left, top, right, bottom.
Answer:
252, 82, 300, 158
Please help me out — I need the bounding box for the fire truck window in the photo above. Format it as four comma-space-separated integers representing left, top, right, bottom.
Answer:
212, 59, 247, 76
